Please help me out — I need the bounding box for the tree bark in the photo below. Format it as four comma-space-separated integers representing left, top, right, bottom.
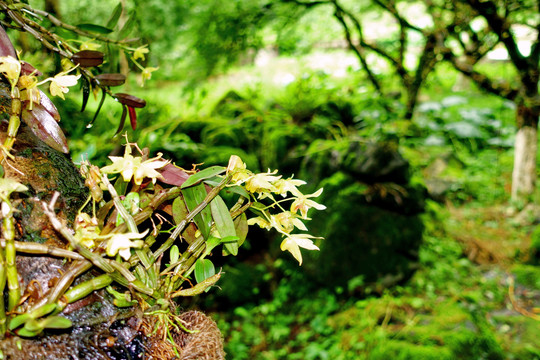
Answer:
511, 103, 539, 201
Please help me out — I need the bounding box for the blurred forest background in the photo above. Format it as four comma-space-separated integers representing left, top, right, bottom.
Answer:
10, 0, 540, 358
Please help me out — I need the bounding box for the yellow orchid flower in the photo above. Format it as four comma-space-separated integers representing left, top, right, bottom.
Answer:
280, 234, 320, 265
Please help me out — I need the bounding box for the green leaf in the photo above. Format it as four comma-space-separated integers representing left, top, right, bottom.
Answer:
181, 184, 212, 239
194, 258, 215, 285
203, 236, 222, 257
80, 75, 90, 112
16, 328, 39, 337
77, 23, 114, 34
106, 3, 123, 29
169, 245, 180, 264
204, 180, 250, 199
171, 196, 197, 244
116, 192, 139, 225
113, 176, 128, 196
118, 12, 136, 39
210, 195, 238, 256
90, 88, 107, 127
22, 319, 41, 332
181, 166, 225, 189
8, 314, 30, 330
234, 212, 249, 247
40, 316, 72, 329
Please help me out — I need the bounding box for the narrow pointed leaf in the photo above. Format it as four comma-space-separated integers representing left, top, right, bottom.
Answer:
22, 105, 68, 153
106, 3, 123, 29
118, 12, 136, 39
181, 166, 226, 189
80, 76, 90, 112
210, 195, 238, 256
181, 184, 212, 239
77, 23, 113, 34
115, 104, 127, 135
90, 88, 107, 126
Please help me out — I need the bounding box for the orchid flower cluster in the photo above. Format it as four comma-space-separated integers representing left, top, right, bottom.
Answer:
0, 55, 80, 102
76, 146, 324, 268
227, 155, 325, 265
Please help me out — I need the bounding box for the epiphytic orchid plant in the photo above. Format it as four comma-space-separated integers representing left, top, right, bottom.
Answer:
0, 1, 324, 351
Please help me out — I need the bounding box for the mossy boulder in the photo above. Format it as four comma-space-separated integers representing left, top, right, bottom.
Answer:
301, 138, 426, 289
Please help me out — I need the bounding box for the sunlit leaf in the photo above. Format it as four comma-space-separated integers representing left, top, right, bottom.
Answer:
210, 195, 238, 256
194, 258, 215, 286
39, 315, 72, 329
181, 184, 212, 239
181, 166, 225, 189
169, 245, 180, 264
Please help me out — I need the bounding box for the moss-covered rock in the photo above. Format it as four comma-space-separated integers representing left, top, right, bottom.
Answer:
306, 171, 424, 287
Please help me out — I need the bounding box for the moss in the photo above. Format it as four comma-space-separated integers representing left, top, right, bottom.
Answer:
369, 340, 453, 360
510, 264, 540, 290
491, 310, 540, 359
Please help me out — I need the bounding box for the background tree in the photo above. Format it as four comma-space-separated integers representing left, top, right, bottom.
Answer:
282, 0, 441, 120
427, 0, 540, 201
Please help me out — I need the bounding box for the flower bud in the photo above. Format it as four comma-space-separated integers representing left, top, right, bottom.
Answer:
114, 93, 146, 108
71, 50, 104, 67
95, 73, 126, 87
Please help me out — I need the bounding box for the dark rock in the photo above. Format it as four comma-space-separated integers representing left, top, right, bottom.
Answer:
305, 172, 423, 288
342, 141, 410, 184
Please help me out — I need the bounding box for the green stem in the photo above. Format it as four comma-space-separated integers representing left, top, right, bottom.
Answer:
154, 175, 232, 260
3, 201, 20, 311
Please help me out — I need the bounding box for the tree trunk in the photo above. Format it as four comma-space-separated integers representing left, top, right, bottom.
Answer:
511, 103, 539, 201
